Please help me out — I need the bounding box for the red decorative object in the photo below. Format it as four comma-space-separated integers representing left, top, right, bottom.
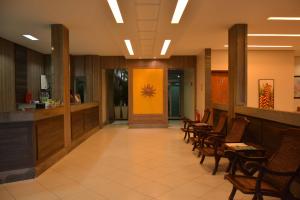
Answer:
25, 92, 32, 104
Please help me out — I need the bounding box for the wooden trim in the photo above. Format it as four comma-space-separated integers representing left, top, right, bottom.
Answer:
128, 64, 168, 128
235, 106, 300, 127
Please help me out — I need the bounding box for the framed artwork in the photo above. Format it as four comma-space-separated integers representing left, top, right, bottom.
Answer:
132, 68, 164, 115
258, 79, 274, 109
294, 76, 300, 99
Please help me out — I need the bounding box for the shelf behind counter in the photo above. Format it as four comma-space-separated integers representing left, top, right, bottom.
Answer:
0, 103, 100, 184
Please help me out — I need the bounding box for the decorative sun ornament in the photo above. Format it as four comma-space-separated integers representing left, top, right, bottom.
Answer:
141, 84, 156, 97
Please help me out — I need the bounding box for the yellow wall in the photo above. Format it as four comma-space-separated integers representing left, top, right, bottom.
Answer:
132, 68, 164, 114
210, 50, 295, 112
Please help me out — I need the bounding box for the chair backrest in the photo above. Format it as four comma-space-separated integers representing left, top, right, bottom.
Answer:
263, 129, 300, 193
225, 117, 249, 143
213, 112, 227, 133
200, 109, 210, 123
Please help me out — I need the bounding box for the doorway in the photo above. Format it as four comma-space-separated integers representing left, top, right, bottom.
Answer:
168, 70, 183, 119
106, 69, 128, 124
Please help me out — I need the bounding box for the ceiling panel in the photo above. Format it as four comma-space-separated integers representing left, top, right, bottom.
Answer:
139, 31, 156, 40
1, 0, 300, 57
136, 5, 160, 20
137, 20, 157, 32
135, 0, 161, 5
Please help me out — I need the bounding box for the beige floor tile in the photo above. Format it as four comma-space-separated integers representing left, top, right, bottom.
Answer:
174, 180, 214, 198
157, 189, 204, 200
4, 180, 48, 199
0, 186, 14, 200
134, 181, 173, 198
2, 123, 259, 200
14, 191, 59, 200
49, 182, 87, 198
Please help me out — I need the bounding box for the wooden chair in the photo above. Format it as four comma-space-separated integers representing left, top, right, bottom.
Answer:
225, 129, 300, 200
181, 109, 210, 143
199, 117, 250, 175
192, 112, 227, 156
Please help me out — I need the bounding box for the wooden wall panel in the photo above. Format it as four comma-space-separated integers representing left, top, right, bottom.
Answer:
101, 56, 126, 69
36, 115, 64, 162
0, 121, 35, 171
169, 56, 197, 69
27, 49, 44, 100
0, 38, 15, 112
211, 71, 228, 105
15, 45, 27, 104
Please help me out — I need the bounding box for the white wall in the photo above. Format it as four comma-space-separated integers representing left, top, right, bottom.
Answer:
101, 69, 107, 124
248, 51, 294, 112
183, 68, 195, 119
209, 50, 295, 112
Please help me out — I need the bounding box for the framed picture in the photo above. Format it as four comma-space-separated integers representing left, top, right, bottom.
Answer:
294, 76, 300, 99
258, 79, 274, 109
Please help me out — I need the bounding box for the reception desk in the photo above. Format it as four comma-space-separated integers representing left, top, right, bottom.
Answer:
0, 103, 99, 183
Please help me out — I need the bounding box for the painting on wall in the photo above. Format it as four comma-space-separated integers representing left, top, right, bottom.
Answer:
133, 68, 164, 115
294, 76, 300, 99
258, 79, 274, 109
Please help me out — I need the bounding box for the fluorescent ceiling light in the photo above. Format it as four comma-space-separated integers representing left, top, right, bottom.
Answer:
22, 34, 38, 41
124, 40, 134, 55
161, 40, 171, 55
224, 44, 293, 48
268, 17, 300, 21
107, 0, 124, 23
248, 33, 300, 37
171, 0, 189, 24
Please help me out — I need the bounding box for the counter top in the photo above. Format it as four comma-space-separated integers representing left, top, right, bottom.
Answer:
0, 103, 99, 123
71, 103, 99, 112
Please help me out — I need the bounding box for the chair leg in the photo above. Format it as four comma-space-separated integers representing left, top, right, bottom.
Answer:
184, 131, 187, 140
192, 142, 197, 151
228, 187, 237, 200
186, 132, 190, 143
212, 156, 221, 175
200, 155, 205, 164
226, 161, 232, 173
197, 150, 201, 157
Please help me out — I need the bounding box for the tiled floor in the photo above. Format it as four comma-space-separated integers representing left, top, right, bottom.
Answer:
1, 123, 279, 200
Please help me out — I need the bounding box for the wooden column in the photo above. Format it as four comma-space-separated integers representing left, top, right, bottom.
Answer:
204, 48, 212, 109
228, 24, 248, 125
51, 24, 71, 147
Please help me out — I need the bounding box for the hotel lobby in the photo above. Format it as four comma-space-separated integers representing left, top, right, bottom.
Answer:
1, 0, 300, 199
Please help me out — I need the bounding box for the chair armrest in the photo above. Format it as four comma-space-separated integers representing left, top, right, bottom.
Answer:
261, 166, 297, 177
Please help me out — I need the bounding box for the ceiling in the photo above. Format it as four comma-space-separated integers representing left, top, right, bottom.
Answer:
0, 0, 300, 58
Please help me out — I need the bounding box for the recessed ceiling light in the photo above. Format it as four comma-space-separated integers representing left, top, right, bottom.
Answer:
107, 0, 124, 23
22, 34, 38, 41
248, 33, 300, 37
161, 40, 171, 55
171, 0, 189, 24
124, 40, 134, 55
268, 17, 300, 21
224, 44, 293, 48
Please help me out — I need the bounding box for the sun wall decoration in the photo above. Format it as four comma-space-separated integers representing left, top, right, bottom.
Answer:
141, 84, 156, 98
132, 68, 164, 115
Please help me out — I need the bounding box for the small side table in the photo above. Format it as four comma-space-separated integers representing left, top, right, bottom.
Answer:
224, 143, 265, 175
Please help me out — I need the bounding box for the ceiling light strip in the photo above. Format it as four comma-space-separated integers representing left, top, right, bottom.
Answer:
171, 0, 189, 24
161, 40, 171, 55
107, 0, 124, 23
268, 17, 300, 21
124, 40, 134, 55
224, 44, 293, 48
22, 34, 38, 41
248, 34, 300, 37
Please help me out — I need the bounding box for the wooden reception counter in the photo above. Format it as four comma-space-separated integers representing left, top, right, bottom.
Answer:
0, 103, 99, 183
